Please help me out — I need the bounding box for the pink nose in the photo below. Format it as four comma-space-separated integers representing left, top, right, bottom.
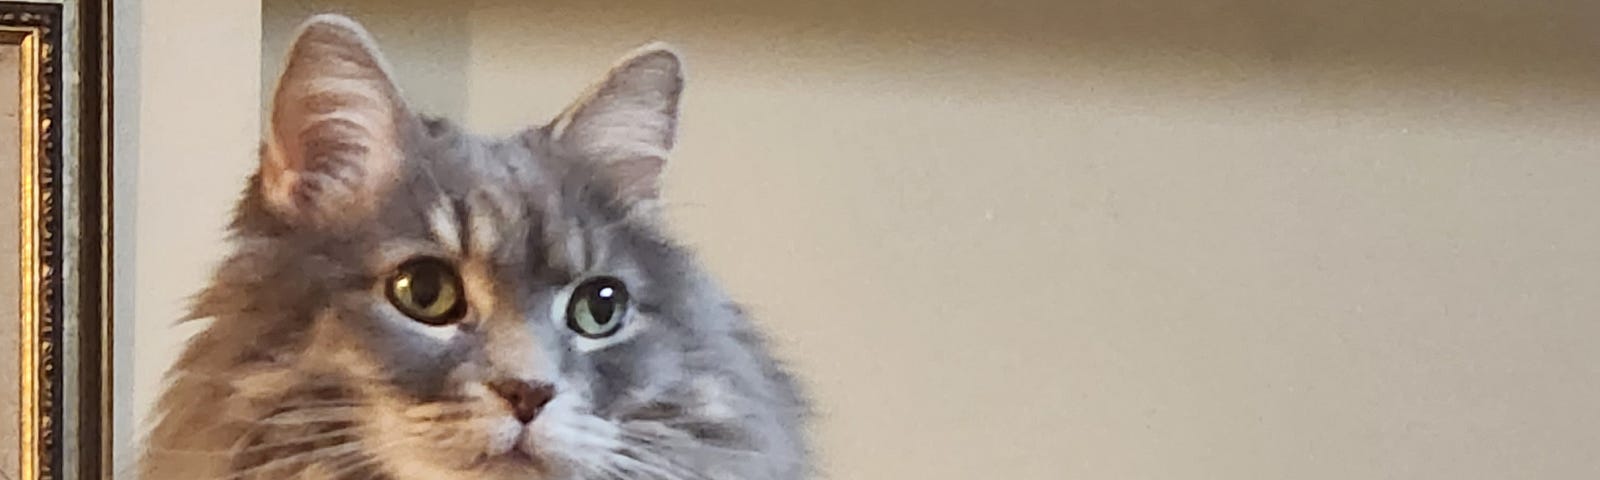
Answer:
488, 379, 556, 423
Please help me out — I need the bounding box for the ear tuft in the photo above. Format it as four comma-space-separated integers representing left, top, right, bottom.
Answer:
551, 42, 684, 206
263, 14, 408, 227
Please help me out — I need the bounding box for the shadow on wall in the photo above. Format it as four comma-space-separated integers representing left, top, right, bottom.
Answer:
264, 0, 1600, 136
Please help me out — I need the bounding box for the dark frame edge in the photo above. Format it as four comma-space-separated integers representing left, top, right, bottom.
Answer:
74, 0, 112, 478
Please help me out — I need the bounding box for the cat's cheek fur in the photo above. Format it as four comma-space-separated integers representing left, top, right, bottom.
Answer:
525, 394, 626, 474
366, 383, 521, 478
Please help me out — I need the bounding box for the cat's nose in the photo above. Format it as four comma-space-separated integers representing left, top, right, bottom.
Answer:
488, 378, 556, 423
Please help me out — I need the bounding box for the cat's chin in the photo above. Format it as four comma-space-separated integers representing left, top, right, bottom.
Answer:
364, 405, 551, 479
380, 447, 551, 480
472, 425, 552, 477
472, 450, 551, 478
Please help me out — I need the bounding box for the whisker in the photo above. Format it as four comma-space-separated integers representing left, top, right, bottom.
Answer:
629, 446, 716, 480
587, 460, 632, 480
144, 425, 370, 458
217, 442, 364, 480
300, 447, 384, 480
616, 428, 788, 462
256, 407, 364, 426
269, 399, 370, 410
401, 401, 480, 422
613, 451, 696, 480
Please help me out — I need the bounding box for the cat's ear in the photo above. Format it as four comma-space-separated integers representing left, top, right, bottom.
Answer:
549, 43, 684, 207
262, 14, 408, 227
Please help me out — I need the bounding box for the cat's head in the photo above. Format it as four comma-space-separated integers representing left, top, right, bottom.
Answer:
162, 14, 805, 479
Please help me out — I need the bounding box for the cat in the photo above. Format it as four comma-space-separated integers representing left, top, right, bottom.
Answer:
136, 14, 810, 480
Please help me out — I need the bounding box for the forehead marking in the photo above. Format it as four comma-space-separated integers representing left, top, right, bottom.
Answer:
466, 188, 518, 257
426, 198, 462, 256
469, 210, 499, 257
552, 218, 588, 275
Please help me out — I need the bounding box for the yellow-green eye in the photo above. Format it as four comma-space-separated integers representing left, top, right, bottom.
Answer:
565, 276, 630, 338
386, 257, 466, 325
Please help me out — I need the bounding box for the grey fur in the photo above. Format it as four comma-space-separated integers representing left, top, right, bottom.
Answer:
137, 14, 809, 480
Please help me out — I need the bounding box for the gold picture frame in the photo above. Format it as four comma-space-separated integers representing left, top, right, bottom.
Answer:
0, 3, 62, 480
0, 1, 113, 479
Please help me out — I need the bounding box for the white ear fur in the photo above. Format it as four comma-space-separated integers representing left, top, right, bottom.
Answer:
264, 14, 408, 226
550, 42, 684, 204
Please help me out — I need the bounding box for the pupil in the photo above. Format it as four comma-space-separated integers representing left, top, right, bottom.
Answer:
588, 293, 614, 323
410, 270, 440, 306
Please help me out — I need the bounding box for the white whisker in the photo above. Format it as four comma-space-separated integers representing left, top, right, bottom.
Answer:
215, 442, 363, 480
256, 406, 363, 425
141, 425, 365, 458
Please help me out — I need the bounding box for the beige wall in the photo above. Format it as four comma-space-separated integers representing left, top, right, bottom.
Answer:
261, 0, 469, 122
115, 0, 261, 475
120, 0, 1600, 478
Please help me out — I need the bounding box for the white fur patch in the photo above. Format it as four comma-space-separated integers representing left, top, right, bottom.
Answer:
527, 395, 628, 470
570, 320, 646, 353
426, 199, 462, 255
487, 418, 523, 456
396, 311, 461, 342
468, 209, 499, 257
370, 241, 450, 271
465, 188, 519, 257
369, 291, 460, 342
693, 376, 739, 421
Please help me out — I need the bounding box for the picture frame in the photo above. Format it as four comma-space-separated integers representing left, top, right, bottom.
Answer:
71, 0, 115, 478
0, 1, 113, 479
0, 3, 65, 479
73, 0, 116, 476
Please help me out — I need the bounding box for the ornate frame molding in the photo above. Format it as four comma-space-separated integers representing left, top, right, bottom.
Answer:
0, 2, 64, 479
0, 1, 112, 478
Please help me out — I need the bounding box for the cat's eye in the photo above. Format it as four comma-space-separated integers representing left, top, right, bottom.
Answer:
386, 257, 466, 325
566, 276, 630, 338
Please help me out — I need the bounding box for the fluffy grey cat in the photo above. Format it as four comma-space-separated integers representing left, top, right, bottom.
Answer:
137, 14, 809, 480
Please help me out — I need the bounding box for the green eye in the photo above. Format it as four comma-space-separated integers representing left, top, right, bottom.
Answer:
386, 257, 466, 325
565, 276, 630, 338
